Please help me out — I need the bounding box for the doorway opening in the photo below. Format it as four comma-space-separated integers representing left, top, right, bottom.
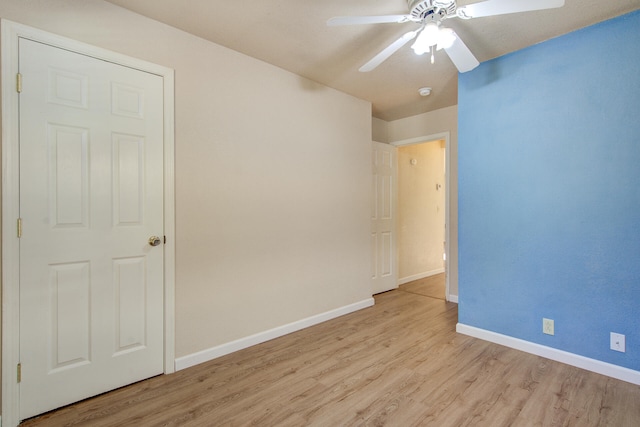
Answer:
392, 133, 450, 301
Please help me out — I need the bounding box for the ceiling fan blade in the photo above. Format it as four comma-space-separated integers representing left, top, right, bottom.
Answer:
443, 31, 480, 73
457, 0, 564, 19
327, 15, 411, 26
359, 30, 418, 72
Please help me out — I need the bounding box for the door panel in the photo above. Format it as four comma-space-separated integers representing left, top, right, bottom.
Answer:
18, 38, 165, 420
371, 141, 397, 294
49, 124, 90, 227
113, 133, 145, 225
114, 256, 147, 353
50, 261, 91, 371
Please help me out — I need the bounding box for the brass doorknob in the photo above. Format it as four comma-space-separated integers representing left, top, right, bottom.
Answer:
148, 236, 162, 246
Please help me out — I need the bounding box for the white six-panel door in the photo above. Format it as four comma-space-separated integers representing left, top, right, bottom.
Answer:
18, 38, 165, 419
371, 141, 397, 294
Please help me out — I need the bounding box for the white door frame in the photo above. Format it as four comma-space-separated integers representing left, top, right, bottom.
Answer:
1, 20, 176, 427
391, 132, 451, 301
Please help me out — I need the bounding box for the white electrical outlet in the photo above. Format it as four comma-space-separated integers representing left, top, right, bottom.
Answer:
610, 332, 626, 353
543, 318, 554, 335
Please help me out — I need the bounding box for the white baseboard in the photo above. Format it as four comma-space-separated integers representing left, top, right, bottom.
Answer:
398, 268, 445, 286
175, 298, 375, 371
456, 323, 640, 385
447, 294, 458, 303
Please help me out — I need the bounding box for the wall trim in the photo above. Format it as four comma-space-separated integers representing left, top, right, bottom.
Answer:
398, 268, 445, 285
175, 298, 375, 371
2, 20, 176, 427
447, 294, 458, 303
390, 132, 450, 147
457, 323, 640, 386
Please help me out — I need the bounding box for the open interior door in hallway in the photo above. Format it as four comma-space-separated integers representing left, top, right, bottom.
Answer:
18, 38, 165, 420
371, 141, 397, 294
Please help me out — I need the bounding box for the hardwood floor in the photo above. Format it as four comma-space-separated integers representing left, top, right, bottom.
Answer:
399, 273, 446, 300
22, 282, 640, 426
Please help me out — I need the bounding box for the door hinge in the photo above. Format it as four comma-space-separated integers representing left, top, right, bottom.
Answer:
16, 73, 22, 93
17, 218, 22, 238
17, 363, 22, 383
164, 235, 167, 244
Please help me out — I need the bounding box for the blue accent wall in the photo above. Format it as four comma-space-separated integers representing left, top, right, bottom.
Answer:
458, 10, 640, 371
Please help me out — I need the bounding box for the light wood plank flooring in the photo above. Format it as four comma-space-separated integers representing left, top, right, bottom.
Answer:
22, 280, 640, 426
400, 273, 446, 300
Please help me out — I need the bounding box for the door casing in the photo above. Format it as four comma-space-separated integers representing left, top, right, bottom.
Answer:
1, 20, 176, 427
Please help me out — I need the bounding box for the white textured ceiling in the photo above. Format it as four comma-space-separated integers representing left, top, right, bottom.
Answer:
105, 0, 640, 121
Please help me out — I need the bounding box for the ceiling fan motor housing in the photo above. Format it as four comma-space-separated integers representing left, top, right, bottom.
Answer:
408, 0, 457, 21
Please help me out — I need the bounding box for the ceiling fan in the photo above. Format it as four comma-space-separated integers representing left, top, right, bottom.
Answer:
328, 0, 565, 73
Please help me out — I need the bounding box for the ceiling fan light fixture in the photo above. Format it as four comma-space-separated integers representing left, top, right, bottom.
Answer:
437, 27, 456, 50
411, 40, 429, 55
411, 21, 439, 55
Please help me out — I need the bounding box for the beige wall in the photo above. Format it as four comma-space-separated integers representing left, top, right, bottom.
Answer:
385, 105, 459, 297
398, 141, 446, 280
1, 0, 373, 358
372, 117, 389, 143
